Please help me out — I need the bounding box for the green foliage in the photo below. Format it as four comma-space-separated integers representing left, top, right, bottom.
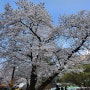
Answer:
83, 64, 90, 72
55, 76, 62, 83
61, 64, 90, 86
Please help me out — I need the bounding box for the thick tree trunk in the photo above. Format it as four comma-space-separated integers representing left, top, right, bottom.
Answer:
36, 67, 66, 90
36, 72, 59, 90
29, 65, 37, 90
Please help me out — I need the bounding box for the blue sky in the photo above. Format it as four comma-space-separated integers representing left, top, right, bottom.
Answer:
0, 0, 90, 25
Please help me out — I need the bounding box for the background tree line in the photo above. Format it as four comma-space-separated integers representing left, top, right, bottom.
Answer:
61, 64, 90, 87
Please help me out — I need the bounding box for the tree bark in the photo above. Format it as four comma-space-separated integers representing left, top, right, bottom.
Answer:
36, 72, 59, 90
29, 65, 37, 90
36, 67, 64, 90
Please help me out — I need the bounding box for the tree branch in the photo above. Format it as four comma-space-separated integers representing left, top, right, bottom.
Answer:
68, 33, 89, 59
36, 67, 64, 90
20, 20, 41, 42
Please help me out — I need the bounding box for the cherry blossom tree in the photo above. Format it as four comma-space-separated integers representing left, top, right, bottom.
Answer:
0, 0, 90, 90
0, 0, 56, 90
